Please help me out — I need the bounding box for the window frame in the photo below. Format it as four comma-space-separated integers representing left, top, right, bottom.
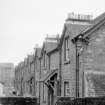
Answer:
43, 84, 47, 103
64, 81, 70, 96
64, 36, 69, 61
43, 51, 47, 68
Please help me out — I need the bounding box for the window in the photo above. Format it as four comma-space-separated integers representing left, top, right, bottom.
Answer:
43, 84, 46, 102
30, 78, 33, 94
64, 37, 69, 61
43, 51, 46, 67
48, 55, 50, 70
64, 81, 70, 96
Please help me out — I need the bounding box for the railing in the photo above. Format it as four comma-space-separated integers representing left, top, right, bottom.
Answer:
56, 96, 105, 105
0, 96, 37, 105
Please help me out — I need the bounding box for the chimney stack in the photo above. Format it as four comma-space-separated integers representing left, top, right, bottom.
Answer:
66, 12, 93, 24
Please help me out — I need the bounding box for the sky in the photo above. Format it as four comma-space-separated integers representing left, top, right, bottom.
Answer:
0, 0, 105, 66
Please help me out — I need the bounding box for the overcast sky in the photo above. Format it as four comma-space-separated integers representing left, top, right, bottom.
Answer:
0, 0, 105, 66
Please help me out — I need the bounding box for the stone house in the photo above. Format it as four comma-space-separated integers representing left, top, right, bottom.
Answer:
14, 56, 33, 96
14, 66, 19, 94
72, 12, 105, 97
23, 57, 31, 95
58, 13, 93, 98
28, 54, 35, 96
20, 62, 24, 95
22, 55, 35, 96
34, 47, 41, 104
14, 11, 105, 104
46, 44, 59, 105
39, 35, 59, 105
14, 62, 24, 96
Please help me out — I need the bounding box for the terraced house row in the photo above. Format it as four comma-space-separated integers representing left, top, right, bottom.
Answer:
14, 12, 105, 105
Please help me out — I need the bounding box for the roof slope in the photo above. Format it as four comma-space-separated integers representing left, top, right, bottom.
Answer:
41, 41, 58, 56
72, 12, 105, 42
44, 42, 57, 53
36, 48, 41, 58
93, 12, 105, 24
59, 21, 92, 47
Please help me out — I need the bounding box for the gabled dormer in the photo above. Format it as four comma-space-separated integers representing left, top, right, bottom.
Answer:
60, 13, 93, 46
34, 47, 41, 72
40, 35, 59, 75
59, 13, 94, 63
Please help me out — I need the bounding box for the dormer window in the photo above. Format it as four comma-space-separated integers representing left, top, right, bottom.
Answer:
64, 37, 69, 61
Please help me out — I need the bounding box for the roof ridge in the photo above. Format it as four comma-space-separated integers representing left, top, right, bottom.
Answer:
72, 12, 105, 42
93, 12, 105, 24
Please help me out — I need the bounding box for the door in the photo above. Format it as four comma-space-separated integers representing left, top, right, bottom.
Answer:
48, 87, 54, 105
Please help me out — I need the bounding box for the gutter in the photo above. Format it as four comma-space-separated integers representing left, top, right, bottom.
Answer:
75, 42, 79, 98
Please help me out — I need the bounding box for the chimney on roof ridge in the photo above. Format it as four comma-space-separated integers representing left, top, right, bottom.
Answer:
34, 44, 39, 49
66, 12, 93, 23
45, 34, 59, 43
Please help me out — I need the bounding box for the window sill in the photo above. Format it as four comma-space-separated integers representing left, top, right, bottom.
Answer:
64, 60, 70, 65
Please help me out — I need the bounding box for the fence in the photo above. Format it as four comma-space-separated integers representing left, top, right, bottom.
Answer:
56, 96, 105, 105
0, 96, 37, 105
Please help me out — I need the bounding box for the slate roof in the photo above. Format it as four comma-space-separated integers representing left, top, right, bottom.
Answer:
59, 17, 93, 47
72, 12, 105, 42
41, 41, 58, 57
93, 12, 105, 24
28, 55, 34, 63
41, 69, 58, 82
36, 48, 41, 58
44, 42, 58, 53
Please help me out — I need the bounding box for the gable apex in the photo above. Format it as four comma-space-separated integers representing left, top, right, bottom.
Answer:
72, 12, 105, 43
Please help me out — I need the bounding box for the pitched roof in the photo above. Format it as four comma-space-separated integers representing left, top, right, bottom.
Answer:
59, 21, 92, 47
41, 37, 58, 56
36, 48, 41, 58
28, 54, 34, 63
93, 12, 105, 24
72, 12, 105, 42
44, 42, 58, 53
34, 47, 41, 59
42, 69, 58, 82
